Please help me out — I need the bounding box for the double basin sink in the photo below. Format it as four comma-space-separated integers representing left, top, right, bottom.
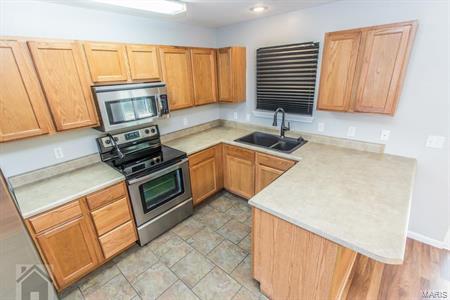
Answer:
235, 132, 307, 153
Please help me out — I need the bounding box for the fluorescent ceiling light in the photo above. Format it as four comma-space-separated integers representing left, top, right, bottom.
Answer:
91, 0, 186, 15
250, 5, 268, 13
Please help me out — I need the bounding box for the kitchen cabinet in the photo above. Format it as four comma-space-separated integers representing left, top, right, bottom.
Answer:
25, 181, 137, 291
83, 42, 130, 83
189, 145, 223, 206
223, 144, 255, 199
190, 48, 218, 105
317, 21, 417, 115
28, 41, 99, 131
255, 153, 295, 193
126, 44, 161, 81
0, 40, 54, 142
159, 46, 194, 110
217, 47, 246, 103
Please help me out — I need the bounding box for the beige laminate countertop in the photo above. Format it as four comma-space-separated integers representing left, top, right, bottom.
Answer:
165, 126, 417, 264
12, 162, 125, 218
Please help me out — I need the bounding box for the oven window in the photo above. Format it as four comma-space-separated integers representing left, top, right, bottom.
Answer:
106, 96, 157, 125
139, 168, 184, 213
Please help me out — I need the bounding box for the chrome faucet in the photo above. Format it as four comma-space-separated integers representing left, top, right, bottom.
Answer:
272, 108, 290, 138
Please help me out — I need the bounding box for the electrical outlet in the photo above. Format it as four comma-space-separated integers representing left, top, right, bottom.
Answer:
380, 129, 391, 141
183, 117, 188, 126
426, 135, 446, 149
53, 147, 64, 159
233, 112, 238, 120
245, 113, 251, 122
318, 122, 325, 132
347, 126, 356, 137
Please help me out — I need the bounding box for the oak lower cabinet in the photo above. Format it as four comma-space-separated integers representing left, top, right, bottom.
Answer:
317, 21, 417, 115
159, 46, 194, 110
217, 47, 246, 103
255, 153, 296, 193
28, 41, 99, 131
0, 40, 54, 142
25, 182, 137, 291
189, 145, 223, 206
223, 145, 255, 199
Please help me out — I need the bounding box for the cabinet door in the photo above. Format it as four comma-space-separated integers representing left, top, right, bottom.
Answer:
317, 31, 361, 111
189, 145, 222, 206
354, 23, 416, 114
126, 44, 161, 81
36, 216, 99, 289
159, 46, 194, 110
28, 41, 99, 131
217, 48, 233, 102
255, 153, 295, 193
0, 40, 53, 142
191, 48, 217, 105
83, 42, 129, 82
223, 145, 255, 199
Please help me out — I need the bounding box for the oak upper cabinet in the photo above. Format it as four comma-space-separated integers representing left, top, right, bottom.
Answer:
190, 48, 218, 105
83, 42, 130, 83
317, 21, 417, 115
27, 200, 100, 290
317, 31, 361, 112
189, 145, 223, 206
217, 47, 246, 103
223, 145, 255, 199
159, 46, 194, 110
28, 41, 99, 131
0, 40, 54, 142
126, 44, 161, 81
255, 153, 295, 193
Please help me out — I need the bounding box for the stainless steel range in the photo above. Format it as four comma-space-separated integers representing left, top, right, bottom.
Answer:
97, 125, 193, 246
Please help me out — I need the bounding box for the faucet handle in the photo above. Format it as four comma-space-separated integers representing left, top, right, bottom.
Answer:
286, 121, 291, 130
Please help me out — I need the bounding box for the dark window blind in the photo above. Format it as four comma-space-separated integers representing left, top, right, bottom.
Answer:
256, 42, 319, 116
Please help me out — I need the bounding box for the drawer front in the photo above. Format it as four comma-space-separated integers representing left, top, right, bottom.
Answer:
29, 200, 82, 234
99, 220, 136, 259
86, 182, 126, 210
256, 152, 295, 171
91, 197, 131, 236
189, 146, 216, 166
224, 144, 255, 162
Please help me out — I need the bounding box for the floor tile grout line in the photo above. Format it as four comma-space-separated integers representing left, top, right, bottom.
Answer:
115, 261, 142, 299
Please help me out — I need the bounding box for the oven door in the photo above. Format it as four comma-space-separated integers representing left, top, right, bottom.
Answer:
127, 158, 192, 226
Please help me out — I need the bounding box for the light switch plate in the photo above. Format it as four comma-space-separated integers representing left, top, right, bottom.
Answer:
245, 113, 251, 122
318, 122, 325, 132
53, 147, 64, 159
426, 135, 446, 149
233, 112, 238, 120
380, 129, 391, 141
347, 126, 356, 137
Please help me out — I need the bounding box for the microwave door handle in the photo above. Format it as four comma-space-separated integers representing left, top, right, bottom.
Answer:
127, 158, 188, 185
156, 94, 163, 117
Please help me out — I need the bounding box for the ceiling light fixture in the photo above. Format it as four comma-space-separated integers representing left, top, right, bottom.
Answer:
91, 0, 186, 15
250, 5, 268, 13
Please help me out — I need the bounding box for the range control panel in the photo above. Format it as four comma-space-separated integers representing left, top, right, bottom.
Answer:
99, 125, 158, 149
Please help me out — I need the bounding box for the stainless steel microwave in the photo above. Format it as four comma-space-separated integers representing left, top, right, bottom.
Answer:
92, 82, 170, 132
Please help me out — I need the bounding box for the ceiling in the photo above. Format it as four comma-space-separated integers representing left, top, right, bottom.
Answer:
46, 0, 336, 28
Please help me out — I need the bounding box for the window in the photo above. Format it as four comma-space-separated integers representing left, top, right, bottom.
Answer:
256, 42, 320, 116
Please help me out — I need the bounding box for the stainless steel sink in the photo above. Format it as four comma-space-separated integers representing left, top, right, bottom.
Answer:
235, 132, 307, 153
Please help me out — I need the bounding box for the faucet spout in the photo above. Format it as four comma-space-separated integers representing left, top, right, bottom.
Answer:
272, 108, 289, 138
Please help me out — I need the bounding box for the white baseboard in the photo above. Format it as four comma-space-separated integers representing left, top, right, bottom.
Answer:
408, 230, 449, 249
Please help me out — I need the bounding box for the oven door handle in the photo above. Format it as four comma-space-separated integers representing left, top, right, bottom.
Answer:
127, 158, 188, 185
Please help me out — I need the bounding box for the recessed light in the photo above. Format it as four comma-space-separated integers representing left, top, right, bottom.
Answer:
91, 0, 186, 15
250, 5, 268, 13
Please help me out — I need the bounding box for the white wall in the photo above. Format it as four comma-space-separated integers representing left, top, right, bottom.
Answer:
0, 0, 220, 176
217, 0, 449, 243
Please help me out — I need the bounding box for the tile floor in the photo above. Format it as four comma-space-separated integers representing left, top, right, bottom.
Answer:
60, 191, 267, 300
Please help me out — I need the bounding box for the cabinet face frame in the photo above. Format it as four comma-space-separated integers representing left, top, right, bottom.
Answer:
0, 40, 54, 142
190, 48, 218, 105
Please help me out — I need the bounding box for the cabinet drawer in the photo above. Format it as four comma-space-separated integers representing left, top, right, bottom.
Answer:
91, 197, 131, 236
224, 144, 255, 162
189, 146, 216, 166
256, 153, 295, 171
86, 182, 126, 210
99, 220, 136, 259
29, 201, 82, 234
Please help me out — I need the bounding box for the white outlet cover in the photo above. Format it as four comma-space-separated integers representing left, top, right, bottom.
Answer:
245, 113, 251, 122
53, 147, 64, 159
426, 135, 446, 149
318, 122, 325, 132
183, 117, 188, 126
380, 129, 391, 141
233, 112, 238, 120
347, 126, 356, 137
